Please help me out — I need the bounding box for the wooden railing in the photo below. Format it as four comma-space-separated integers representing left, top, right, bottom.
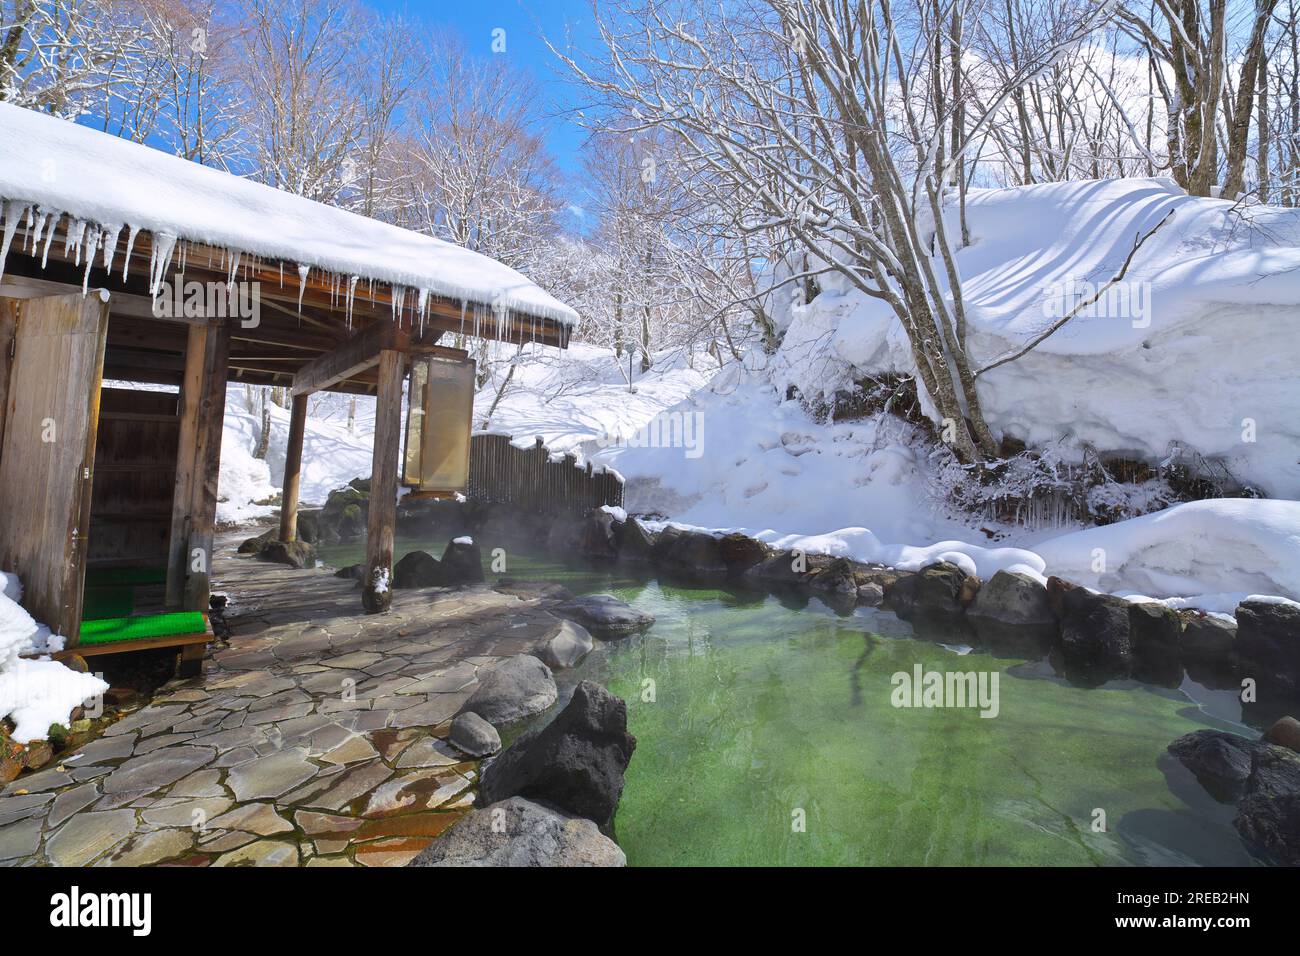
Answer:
467, 434, 624, 517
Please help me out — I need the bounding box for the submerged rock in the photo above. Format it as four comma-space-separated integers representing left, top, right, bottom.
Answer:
886, 562, 972, 624
717, 533, 770, 574
408, 796, 624, 867
478, 681, 636, 832
1168, 729, 1258, 802
1055, 586, 1133, 683
966, 570, 1057, 654
652, 526, 728, 578
448, 712, 501, 757
459, 654, 557, 724
555, 594, 655, 640
616, 517, 658, 562
1179, 611, 1237, 666
536, 619, 594, 670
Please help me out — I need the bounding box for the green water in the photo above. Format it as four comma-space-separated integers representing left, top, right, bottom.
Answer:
316, 534, 1257, 867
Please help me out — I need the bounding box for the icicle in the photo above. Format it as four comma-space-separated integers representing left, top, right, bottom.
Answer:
41, 212, 60, 269
297, 265, 309, 311
101, 225, 121, 274
29, 210, 50, 254
149, 232, 177, 297
0, 200, 32, 286
226, 249, 241, 288
121, 225, 140, 281
279, 262, 284, 288
65, 218, 87, 266
460, 300, 467, 336
81, 228, 102, 295
345, 276, 359, 328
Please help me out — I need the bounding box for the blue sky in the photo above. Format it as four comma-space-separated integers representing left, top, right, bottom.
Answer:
372, 1, 600, 184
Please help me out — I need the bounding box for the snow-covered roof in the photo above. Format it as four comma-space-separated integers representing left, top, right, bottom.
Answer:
0, 102, 576, 327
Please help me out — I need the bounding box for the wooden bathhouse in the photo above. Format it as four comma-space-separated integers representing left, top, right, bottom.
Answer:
0, 103, 574, 672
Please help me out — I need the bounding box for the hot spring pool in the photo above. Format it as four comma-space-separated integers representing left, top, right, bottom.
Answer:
315, 535, 1259, 867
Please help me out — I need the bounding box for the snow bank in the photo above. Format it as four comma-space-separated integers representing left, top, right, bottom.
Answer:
1034, 499, 1300, 605
0, 102, 575, 326
776, 178, 1300, 497
0, 577, 108, 744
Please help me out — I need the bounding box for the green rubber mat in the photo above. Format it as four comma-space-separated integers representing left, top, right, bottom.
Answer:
79, 611, 207, 646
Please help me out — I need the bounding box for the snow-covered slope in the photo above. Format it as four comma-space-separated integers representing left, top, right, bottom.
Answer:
776, 178, 1300, 497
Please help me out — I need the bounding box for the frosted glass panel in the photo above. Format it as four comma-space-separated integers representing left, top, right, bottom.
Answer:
402, 355, 475, 493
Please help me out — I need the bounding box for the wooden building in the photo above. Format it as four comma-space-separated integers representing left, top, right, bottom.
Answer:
0, 103, 574, 670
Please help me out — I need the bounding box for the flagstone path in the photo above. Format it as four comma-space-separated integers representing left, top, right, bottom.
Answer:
0, 543, 567, 867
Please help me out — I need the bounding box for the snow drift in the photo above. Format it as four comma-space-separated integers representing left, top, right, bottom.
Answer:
774, 178, 1300, 498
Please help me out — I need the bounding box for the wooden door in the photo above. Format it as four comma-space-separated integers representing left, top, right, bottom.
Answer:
0, 291, 110, 645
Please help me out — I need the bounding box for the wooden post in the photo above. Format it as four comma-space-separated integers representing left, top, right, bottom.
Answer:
279, 392, 308, 542
166, 322, 229, 610
363, 349, 404, 613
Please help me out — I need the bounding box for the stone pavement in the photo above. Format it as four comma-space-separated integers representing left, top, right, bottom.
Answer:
0, 544, 565, 867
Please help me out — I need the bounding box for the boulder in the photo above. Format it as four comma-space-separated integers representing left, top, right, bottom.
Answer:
652, 527, 727, 578
555, 594, 655, 640
886, 562, 971, 623
1, 727, 24, 786
807, 558, 859, 594
1236, 600, 1300, 699
1057, 588, 1133, 683
477, 681, 636, 831
717, 533, 770, 574
408, 796, 625, 867
857, 582, 886, 607
546, 516, 585, 554
742, 549, 838, 589
1168, 729, 1258, 802
1264, 716, 1300, 754
237, 528, 273, 554
459, 654, 558, 724
1128, 601, 1184, 685
1180, 611, 1237, 665
439, 538, 484, 585
314, 480, 369, 543
256, 539, 316, 570
969, 571, 1054, 628
616, 518, 658, 562
333, 563, 365, 582
448, 711, 501, 757
392, 550, 444, 589
577, 509, 619, 560
536, 619, 594, 670
1235, 791, 1300, 866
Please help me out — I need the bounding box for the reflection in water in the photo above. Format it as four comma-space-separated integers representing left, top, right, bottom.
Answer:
316, 532, 1257, 867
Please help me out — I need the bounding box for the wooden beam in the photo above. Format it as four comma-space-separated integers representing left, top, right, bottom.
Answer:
165, 325, 209, 608
362, 349, 405, 613
291, 321, 458, 397
0, 299, 17, 455
279, 393, 308, 542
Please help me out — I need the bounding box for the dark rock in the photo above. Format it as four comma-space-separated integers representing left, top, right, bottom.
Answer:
477, 681, 636, 831
1236, 600, 1300, 699
256, 539, 316, 570
1235, 790, 1300, 866
1180, 611, 1237, 666
1057, 589, 1133, 683
459, 654, 557, 724
409, 796, 624, 867
652, 527, 728, 578
807, 558, 859, 594
546, 516, 585, 555
857, 582, 885, 607
392, 550, 444, 589
966, 570, 1057, 656
237, 527, 274, 554
717, 533, 771, 574
1128, 601, 1183, 685
886, 562, 971, 623
1168, 729, 1258, 802
1264, 716, 1300, 754
616, 518, 658, 562
577, 509, 619, 560
492, 581, 573, 603
333, 563, 365, 581
439, 538, 484, 585
742, 549, 837, 589
448, 711, 501, 757
555, 594, 654, 640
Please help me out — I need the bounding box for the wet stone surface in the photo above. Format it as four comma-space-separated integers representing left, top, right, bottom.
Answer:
0, 542, 569, 867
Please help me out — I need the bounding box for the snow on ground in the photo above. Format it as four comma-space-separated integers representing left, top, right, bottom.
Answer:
773, 178, 1300, 498
472, 341, 710, 455
0, 576, 108, 744
217, 389, 375, 524
0, 102, 575, 326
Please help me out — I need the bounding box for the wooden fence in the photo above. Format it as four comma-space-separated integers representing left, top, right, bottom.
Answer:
467, 434, 624, 517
